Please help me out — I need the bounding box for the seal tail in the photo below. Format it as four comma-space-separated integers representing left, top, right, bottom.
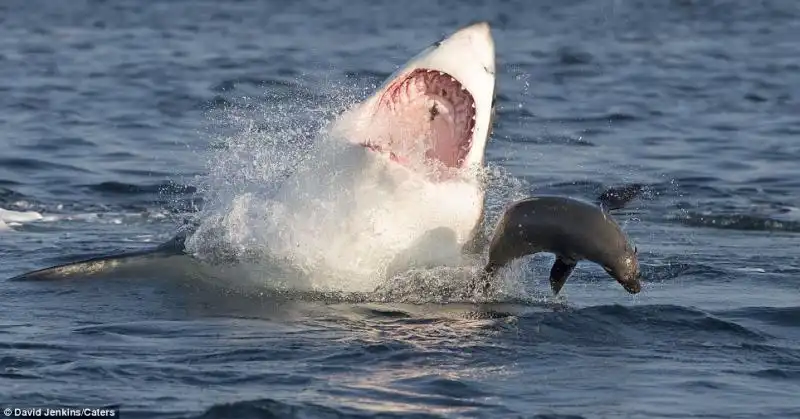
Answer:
8, 232, 189, 281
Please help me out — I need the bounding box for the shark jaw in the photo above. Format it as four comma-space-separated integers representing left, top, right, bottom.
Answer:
330, 21, 496, 182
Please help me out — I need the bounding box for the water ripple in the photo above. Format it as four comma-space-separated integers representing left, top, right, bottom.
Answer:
186, 398, 444, 419
2, 0, 800, 417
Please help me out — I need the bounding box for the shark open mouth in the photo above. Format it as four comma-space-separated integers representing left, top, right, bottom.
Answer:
361, 68, 477, 172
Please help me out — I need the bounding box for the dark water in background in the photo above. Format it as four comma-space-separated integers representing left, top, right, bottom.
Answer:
2, 0, 800, 417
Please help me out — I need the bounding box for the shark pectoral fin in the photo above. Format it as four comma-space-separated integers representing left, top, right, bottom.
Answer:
549, 256, 577, 295
596, 183, 646, 211
7, 232, 190, 281
7, 248, 184, 281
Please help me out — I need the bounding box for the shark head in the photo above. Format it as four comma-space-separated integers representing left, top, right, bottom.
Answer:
330, 22, 496, 181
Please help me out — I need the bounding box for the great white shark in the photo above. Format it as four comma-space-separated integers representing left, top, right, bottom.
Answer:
8, 22, 642, 296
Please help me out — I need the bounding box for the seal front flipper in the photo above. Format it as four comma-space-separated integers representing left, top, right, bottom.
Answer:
549, 256, 576, 295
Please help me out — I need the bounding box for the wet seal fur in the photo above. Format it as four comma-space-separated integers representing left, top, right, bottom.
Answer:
472, 184, 644, 296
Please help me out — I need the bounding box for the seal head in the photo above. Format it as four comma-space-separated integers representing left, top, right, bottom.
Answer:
600, 245, 640, 294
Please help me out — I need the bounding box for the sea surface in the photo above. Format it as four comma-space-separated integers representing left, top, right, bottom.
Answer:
2, 0, 799, 418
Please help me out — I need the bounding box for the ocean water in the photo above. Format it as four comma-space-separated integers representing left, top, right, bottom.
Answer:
2, 0, 800, 418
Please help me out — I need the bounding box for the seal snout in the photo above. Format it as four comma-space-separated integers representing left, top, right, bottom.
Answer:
612, 253, 642, 294
619, 276, 642, 294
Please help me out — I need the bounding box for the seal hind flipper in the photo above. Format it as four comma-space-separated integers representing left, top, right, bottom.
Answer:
549, 256, 577, 295
596, 183, 646, 211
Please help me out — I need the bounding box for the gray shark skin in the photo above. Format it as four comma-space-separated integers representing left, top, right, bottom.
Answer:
8, 227, 192, 281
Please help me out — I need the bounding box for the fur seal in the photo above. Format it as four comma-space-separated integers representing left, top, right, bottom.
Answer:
472, 185, 644, 296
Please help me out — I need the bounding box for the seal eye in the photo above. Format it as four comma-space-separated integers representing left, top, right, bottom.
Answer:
634, 246, 638, 255
603, 266, 614, 274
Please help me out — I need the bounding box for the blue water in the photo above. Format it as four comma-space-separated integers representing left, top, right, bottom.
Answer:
2, 0, 800, 417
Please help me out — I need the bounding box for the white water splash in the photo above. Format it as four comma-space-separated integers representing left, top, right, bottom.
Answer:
185, 80, 530, 297
0, 207, 43, 231
0, 207, 43, 223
